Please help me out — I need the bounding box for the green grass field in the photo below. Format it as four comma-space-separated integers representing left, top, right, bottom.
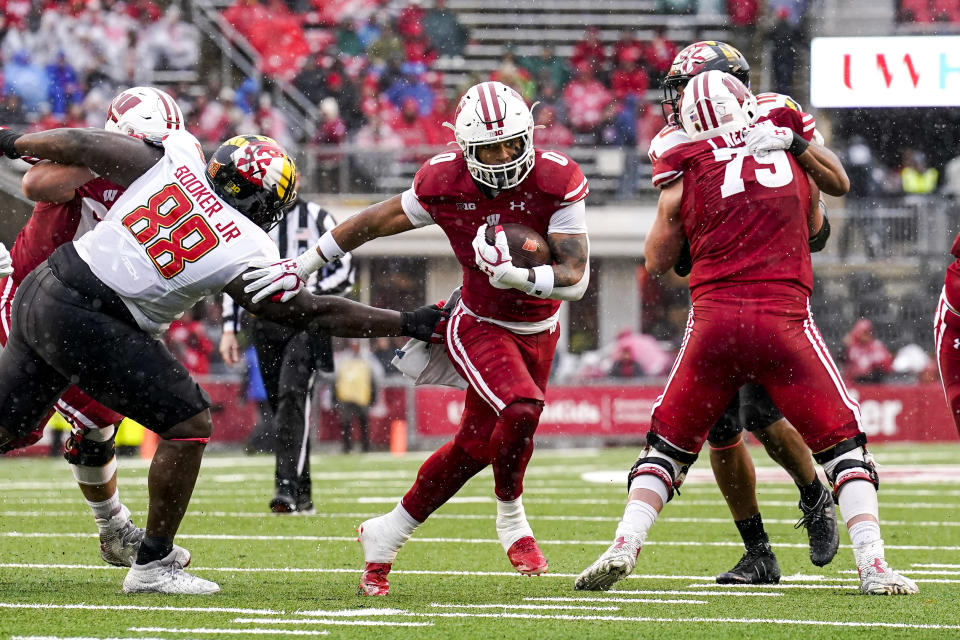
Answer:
1, 443, 959, 640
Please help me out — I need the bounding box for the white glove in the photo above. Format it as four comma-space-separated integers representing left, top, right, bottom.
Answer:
242, 250, 326, 304
472, 224, 530, 291
744, 121, 795, 157
0, 242, 12, 278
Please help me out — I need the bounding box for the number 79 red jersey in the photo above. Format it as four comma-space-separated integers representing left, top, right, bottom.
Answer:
656, 108, 816, 301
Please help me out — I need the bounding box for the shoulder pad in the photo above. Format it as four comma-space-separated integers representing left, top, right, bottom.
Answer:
533, 150, 589, 205
755, 92, 803, 116
648, 124, 689, 164
412, 151, 468, 202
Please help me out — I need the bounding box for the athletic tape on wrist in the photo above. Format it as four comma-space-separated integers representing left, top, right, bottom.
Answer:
529, 265, 554, 298
71, 457, 117, 486
315, 231, 345, 264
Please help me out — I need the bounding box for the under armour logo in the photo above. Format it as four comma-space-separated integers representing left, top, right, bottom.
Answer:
613, 536, 628, 549
509, 201, 526, 211
486, 214, 500, 226
954, 338, 959, 350
872, 557, 886, 573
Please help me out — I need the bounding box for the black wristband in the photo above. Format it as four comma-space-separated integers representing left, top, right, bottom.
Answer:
0, 129, 22, 159
788, 131, 809, 157
808, 214, 831, 253
400, 305, 442, 342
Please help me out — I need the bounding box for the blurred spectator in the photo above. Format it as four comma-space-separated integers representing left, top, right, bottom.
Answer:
892, 343, 937, 383
371, 337, 400, 375
403, 26, 438, 66
900, 148, 938, 195
570, 25, 608, 77
166, 314, 215, 376
294, 53, 363, 129
353, 110, 405, 183
490, 50, 534, 101
842, 318, 893, 383
45, 50, 82, 116
391, 96, 444, 159
335, 18, 366, 56
520, 45, 570, 94
839, 135, 881, 259
423, 0, 469, 57
62, 101, 86, 128
313, 97, 348, 192
613, 328, 672, 376
609, 346, 644, 378
334, 340, 384, 453
637, 100, 666, 153
533, 104, 573, 149
943, 152, 960, 199
610, 51, 649, 101
385, 62, 435, 116
367, 20, 405, 66
563, 61, 613, 133
243, 93, 292, 148
25, 104, 63, 133
612, 29, 644, 67
765, 7, 801, 96
0, 93, 26, 124
643, 27, 680, 79
396, 0, 426, 39
191, 87, 242, 146
534, 80, 568, 126
3, 50, 47, 112
899, 0, 932, 22
727, 0, 760, 25
137, 5, 199, 75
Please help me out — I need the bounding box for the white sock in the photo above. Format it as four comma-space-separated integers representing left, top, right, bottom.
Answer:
614, 500, 658, 544
849, 520, 882, 550
87, 492, 122, 522
360, 503, 420, 564
496, 496, 535, 551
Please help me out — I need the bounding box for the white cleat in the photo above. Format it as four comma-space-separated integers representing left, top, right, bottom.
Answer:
858, 557, 918, 595
574, 535, 642, 591
122, 550, 219, 595
97, 505, 190, 568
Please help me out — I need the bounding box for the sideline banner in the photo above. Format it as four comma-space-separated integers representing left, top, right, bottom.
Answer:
413, 383, 958, 443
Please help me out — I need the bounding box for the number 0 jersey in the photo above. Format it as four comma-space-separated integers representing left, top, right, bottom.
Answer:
74, 131, 279, 334
400, 148, 589, 325
656, 107, 815, 300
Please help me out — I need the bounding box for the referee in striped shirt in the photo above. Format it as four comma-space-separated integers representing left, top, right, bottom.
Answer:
220, 197, 354, 513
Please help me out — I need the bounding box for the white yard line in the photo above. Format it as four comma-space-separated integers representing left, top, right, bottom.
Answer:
532, 588, 783, 597
429, 603, 624, 611
685, 582, 857, 590
130, 628, 328, 636
0, 602, 287, 614
232, 618, 432, 627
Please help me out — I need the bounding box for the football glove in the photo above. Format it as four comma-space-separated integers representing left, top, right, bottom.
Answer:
0, 127, 22, 159
0, 242, 13, 278
400, 300, 450, 343
472, 224, 530, 291
744, 121, 808, 157
243, 249, 327, 304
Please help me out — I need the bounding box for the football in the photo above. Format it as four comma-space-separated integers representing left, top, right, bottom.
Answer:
485, 223, 552, 268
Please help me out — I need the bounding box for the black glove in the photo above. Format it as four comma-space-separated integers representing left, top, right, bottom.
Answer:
400, 302, 448, 342
673, 239, 692, 277
808, 214, 831, 253
0, 128, 22, 159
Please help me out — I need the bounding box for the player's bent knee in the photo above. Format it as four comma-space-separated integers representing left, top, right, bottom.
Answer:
161, 410, 213, 443
627, 432, 699, 502
499, 400, 543, 438
814, 433, 878, 498
64, 425, 118, 485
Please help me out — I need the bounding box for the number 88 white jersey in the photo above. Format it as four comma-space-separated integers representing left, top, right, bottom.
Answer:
74, 131, 279, 334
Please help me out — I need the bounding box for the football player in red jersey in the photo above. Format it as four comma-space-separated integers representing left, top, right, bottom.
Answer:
0, 88, 194, 568
243, 81, 591, 596
576, 71, 916, 596
935, 238, 960, 434
649, 40, 851, 584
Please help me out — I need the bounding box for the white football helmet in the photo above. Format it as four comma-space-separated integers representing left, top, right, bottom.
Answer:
678, 70, 758, 141
449, 81, 534, 190
105, 86, 184, 143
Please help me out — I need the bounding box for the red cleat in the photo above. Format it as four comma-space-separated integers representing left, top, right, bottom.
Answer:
507, 536, 548, 575
358, 562, 392, 596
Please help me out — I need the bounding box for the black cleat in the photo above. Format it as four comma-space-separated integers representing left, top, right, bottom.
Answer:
716, 543, 781, 585
795, 488, 839, 567
269, 493, 297, 514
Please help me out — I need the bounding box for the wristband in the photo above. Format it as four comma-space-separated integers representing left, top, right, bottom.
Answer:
0, 129, 22, 159
808, 214, 831, 253
316, 230, 345, 262
529, 265, 554, 298
788, 131, 809, 157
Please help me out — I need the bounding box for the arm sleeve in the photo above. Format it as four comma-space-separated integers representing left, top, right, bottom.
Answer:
401, 188, 435, 228
222, 293, 242, 333
547, 199, 587, 234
